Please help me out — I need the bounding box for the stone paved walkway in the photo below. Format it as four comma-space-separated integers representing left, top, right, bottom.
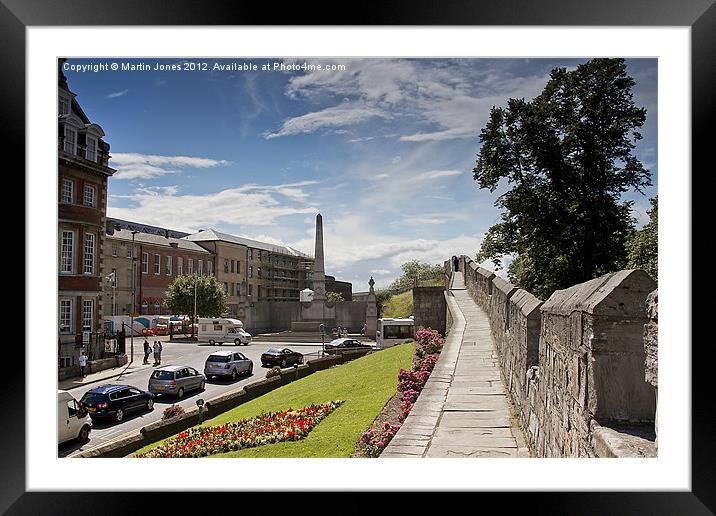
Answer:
381, 272, 529, 458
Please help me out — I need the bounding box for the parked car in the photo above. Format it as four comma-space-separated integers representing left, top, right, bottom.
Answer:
261, 347, 304, 368
58, 391, 92, 444
324, 338, 373, 355
78, 384, 155, 423
148, 365, 205, 398
204, 350, 253, 380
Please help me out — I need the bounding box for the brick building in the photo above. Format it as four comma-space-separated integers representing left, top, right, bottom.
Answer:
183, 229, 314, 316
103, 225, 215, 316
57, 60, 116, 373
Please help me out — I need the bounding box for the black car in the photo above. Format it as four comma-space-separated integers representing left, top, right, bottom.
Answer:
79, 384, 155, 423
261, 347, 304, 368
324, 338, 373, 355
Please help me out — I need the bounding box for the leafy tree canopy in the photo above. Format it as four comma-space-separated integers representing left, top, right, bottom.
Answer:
325, 291, 344, 303
626, 196, 658, 281
374, 289, 393, 318
164, 273, 227, 318
389, 260, 444, 291
473, 58, 651, 299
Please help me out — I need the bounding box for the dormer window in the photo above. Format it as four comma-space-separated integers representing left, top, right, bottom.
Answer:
59, 96, 70, 116
86, 136, 97, 162
63, 126, 76, 154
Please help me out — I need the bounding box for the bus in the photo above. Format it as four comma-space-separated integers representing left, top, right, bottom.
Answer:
376, 317, 414, 348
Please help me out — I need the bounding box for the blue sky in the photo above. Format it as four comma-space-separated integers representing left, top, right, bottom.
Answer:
64, 58, 658, 290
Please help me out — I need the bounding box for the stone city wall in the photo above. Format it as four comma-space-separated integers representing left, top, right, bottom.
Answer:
413, 286, 447, 335
458, 255, 657, 458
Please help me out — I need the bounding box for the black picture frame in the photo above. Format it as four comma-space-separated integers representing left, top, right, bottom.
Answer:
6, 0, 710, 513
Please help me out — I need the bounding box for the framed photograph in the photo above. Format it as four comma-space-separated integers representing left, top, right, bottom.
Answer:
8, 0, 710, 512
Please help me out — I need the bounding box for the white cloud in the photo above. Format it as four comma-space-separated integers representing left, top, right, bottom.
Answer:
263, 103, 389, 139
106, 89, 129, 99
108, 181, 318, 232
109, 153, 230, 180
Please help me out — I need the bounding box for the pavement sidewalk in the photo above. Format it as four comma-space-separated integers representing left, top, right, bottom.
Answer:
382, 271, 530, 458
58, 357, 146, 391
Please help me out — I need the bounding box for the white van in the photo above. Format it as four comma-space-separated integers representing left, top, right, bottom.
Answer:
197, 317, 252, 346
58, 390, 92, 444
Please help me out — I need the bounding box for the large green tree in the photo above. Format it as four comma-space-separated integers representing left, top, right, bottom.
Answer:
164, 273, 227, 318
473, 58, 651, 299
389, 260, 444, 291
625, 196, 658, 281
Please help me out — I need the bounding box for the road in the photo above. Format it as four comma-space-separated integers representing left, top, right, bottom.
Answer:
58, 338, 325, 457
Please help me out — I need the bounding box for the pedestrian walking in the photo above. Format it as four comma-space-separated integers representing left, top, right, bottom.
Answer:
143, 339, 151, 364
361, 323, 367, 336
78, 350, 87, 378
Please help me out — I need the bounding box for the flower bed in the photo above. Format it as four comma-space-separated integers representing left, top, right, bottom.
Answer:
136, 401, 343, 458
359, 328, 444, 457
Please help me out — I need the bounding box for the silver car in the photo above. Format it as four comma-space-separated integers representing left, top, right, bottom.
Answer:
148, 365, 205, 398
204, 350, 253, 380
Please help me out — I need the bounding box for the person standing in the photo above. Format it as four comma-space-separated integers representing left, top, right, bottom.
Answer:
152, 341, 160, 366
156, 340, 163, 365
78, 350, 87, 378
143, 339, 151, 364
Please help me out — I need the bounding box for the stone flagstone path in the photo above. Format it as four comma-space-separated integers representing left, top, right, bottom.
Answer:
381, 272, 529, 458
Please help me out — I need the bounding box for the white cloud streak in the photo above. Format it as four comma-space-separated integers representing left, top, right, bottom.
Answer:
110, 153, 231, 180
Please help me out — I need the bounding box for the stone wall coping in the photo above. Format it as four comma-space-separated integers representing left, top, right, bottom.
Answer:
510, 289, 543, 317
541, 270, 656, 317
492, 276, 518, 296
476, 267, 495, 280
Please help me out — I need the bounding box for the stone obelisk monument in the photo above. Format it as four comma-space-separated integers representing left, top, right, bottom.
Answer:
312, 213, 326, 301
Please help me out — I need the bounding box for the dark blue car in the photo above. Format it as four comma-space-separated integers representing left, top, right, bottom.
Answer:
79, 384, 154, 423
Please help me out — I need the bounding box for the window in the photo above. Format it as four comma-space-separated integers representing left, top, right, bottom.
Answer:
224, 259, 229, 273
59, 356, 73, 368
82, 300, 93, 332
248, 266, 253, 278
230, 260, 235, 273
111, 242, 117, 257
154, 303, 160, 314
83, 184, 95, 207
230, 282, 234, 296
198, 260, 203, 275
257, 250, 262, 261
177, 257, 183, 275
61, 179, 73, 203
207, 260, 213, 275
59, 95, 70, 115
188, 258, 193, 275
236, 260, 241, 274
141, 252, 148, 274
248, 249, 253, 260
257, 267, 262, 278
248, 284, 253, 297
86, 136, 97, 162
60, 231, 74, 274
257, 286, 261, 300
141, 302, 148, 314
111, 268, 117, 287
59, 299, 72, 333
166, 255, 172, 276
127, 245, 133, 258
154, 254, 160, 275
83, 233, 95, 275
64, 126, 77, 153
224, 282, 229, 294
236, 284, 240, 296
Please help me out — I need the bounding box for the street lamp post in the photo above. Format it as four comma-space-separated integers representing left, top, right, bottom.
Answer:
193, 274, 198, 341
130, 230, 138, 364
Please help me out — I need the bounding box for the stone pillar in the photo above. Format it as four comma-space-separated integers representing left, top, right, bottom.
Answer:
644, 289, 658, 451
312, 213, 326, 302
366, 277, 377, 339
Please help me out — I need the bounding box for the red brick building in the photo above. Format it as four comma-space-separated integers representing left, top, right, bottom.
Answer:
57, 60, 116, 374
103, 225, 215, 317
